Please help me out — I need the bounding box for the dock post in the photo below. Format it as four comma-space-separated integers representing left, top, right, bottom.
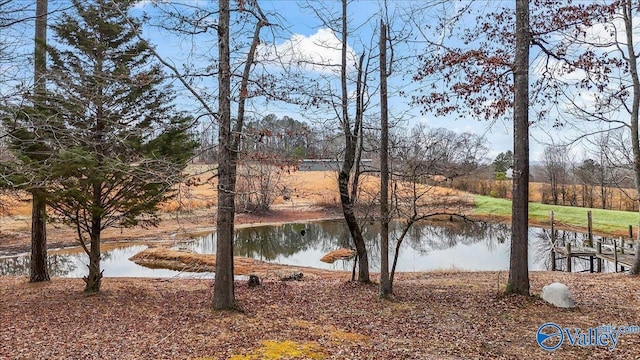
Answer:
614, 239, 619, 273
550, 211, 556, 271
566, 242, 572, 273
587, 211, 593, 247
629, 225, 633, 240
621, 237, 625, 255
550, 211, 555, 243
597, 241, 602, 272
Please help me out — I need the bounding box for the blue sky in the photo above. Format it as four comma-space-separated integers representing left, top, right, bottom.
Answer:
75, 0, 640, 164
8, 0, 612, 163
132, 1, 526, 162
7, 0, 634, 163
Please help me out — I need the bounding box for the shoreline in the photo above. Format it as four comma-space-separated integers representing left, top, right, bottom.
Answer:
0, 204, 631, 258
0, 206, 345, 257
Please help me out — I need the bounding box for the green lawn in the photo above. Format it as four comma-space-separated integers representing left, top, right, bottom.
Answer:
473, 195, 640, 236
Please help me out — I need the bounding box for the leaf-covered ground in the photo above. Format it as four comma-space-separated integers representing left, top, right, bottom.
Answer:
2, 271, 639, 359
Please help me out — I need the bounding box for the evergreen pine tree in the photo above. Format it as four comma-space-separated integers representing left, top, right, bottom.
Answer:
41, 0, 197, 292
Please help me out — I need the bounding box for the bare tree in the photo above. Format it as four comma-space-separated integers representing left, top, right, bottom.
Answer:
412, 0, 532, 295
214, 0, 236, 309
524, 1, 640, 273
336, 0, 372, 283
296, 0, 376, 282
214, 0, 269, 309
125, 0, 271, 308
379, 18, 391, 296
235, 162, 283, 214
0, 0, 53, 283
507, 0, 531, 296
388, 125, 486, 291
574, 158, 598, 208
540, 145, 570, 205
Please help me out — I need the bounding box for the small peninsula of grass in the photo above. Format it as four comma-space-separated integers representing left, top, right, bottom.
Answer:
474, 195, 640, 236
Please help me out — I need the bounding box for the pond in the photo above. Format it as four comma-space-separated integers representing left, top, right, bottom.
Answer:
0, 219, 613, 278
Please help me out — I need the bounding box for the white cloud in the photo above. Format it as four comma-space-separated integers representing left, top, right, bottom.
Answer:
133, 0, 156, 9
257, 28, 357, 75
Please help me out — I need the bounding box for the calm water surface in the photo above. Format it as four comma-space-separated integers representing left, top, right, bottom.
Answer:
0, 220, 608, 278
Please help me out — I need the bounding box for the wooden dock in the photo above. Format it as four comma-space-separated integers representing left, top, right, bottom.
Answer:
548, 210, 637, 273
552, 238, 636, 273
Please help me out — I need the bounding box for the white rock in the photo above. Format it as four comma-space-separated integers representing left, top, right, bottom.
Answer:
541, 282, 576, 308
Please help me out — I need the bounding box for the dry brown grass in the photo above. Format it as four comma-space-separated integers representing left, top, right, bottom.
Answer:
164, 165, 474, 212
319, 248, 356, 263
528, 182, 637, 210
0, 192, 31, 216
129, 247, 342, 279
0, 166, 474, 218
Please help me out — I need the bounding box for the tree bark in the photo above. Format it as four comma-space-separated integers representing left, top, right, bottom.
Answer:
338, 172, 370, 282
29, 0, 49, 283
213, 0, 236, 309
507, 0, 530, 295
84, 180, 103, 293
379, 19, 391, 296
83, 232, 102, 293
30, 191, 49, 282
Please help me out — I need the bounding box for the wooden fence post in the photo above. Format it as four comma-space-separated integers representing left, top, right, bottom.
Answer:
596, 241, 602, 272
614, 239, 619, 273
566, 242, 572, 273
587, 211, 593, 247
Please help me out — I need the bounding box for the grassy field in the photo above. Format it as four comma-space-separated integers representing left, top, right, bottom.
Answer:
474, 195, 640, 236
2, 165, 638, 238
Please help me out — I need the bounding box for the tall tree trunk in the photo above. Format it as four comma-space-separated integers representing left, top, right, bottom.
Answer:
338, 172, 370, 282
621, 0, 640, 275
84, 182, 103, 293
338, 0, 370, 283
379, 19, 391, 296
29, 0, 49, 283
30, 191, 49, 282
84, 232, 102, 293
507, 0, 530, 295
213, 0, 236, 309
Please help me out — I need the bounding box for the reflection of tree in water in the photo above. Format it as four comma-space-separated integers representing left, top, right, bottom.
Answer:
48, 254, 79, 276
182, 221, 353, 260
234, 223, 313, 261
178, 219, 608, 272
310, 220, 352, 251
0, 256, 30, 276
0, 253, 78, 277
229, 220, 515, 267
404, 221, 511, 254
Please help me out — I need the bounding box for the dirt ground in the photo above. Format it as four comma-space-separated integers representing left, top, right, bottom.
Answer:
2, 271, 640, 359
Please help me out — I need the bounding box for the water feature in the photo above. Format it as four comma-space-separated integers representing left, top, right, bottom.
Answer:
0, 219, 613, 277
